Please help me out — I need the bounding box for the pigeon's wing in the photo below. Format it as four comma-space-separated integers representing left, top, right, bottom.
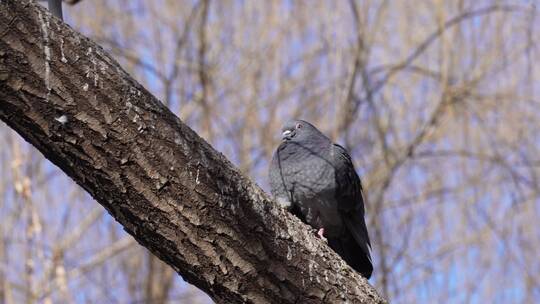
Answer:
333, 144, 365, 214
333, 144, 373, 275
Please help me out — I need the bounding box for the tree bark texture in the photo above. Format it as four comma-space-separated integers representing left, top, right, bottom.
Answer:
0, 1, 386, 303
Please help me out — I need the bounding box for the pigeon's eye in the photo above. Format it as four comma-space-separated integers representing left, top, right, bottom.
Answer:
296, 123, 303, 129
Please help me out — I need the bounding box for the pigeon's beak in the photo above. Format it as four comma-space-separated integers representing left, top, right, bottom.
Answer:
282, 130, 293, 141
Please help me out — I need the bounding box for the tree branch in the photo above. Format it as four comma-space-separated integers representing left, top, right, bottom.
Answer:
0, 1, 386, 303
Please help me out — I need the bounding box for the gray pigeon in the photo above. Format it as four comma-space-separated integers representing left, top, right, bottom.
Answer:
269, 119, 373, 278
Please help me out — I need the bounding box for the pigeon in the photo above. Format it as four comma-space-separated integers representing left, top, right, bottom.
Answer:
269, 119, 373, 279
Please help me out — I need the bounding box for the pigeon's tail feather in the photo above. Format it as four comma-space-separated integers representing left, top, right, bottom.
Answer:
328, 228, 373, 279
327, 215, 373, 279
343, 215, 372, 262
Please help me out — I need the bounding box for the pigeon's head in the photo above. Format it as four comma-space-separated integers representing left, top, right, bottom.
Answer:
281, 119, 324, 142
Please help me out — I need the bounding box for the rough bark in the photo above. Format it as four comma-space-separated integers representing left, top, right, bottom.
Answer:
0, 1, 386, 303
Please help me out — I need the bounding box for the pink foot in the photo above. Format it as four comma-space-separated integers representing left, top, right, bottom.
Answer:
316, 228, 327, 243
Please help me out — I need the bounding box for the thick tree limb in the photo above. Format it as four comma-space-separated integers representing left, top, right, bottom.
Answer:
0, 1, 386, 303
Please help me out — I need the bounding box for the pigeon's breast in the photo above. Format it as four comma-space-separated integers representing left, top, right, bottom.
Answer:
286, 156, 344, 236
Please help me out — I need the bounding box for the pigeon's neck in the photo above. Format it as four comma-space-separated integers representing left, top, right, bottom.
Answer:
279, 137, 331, 160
